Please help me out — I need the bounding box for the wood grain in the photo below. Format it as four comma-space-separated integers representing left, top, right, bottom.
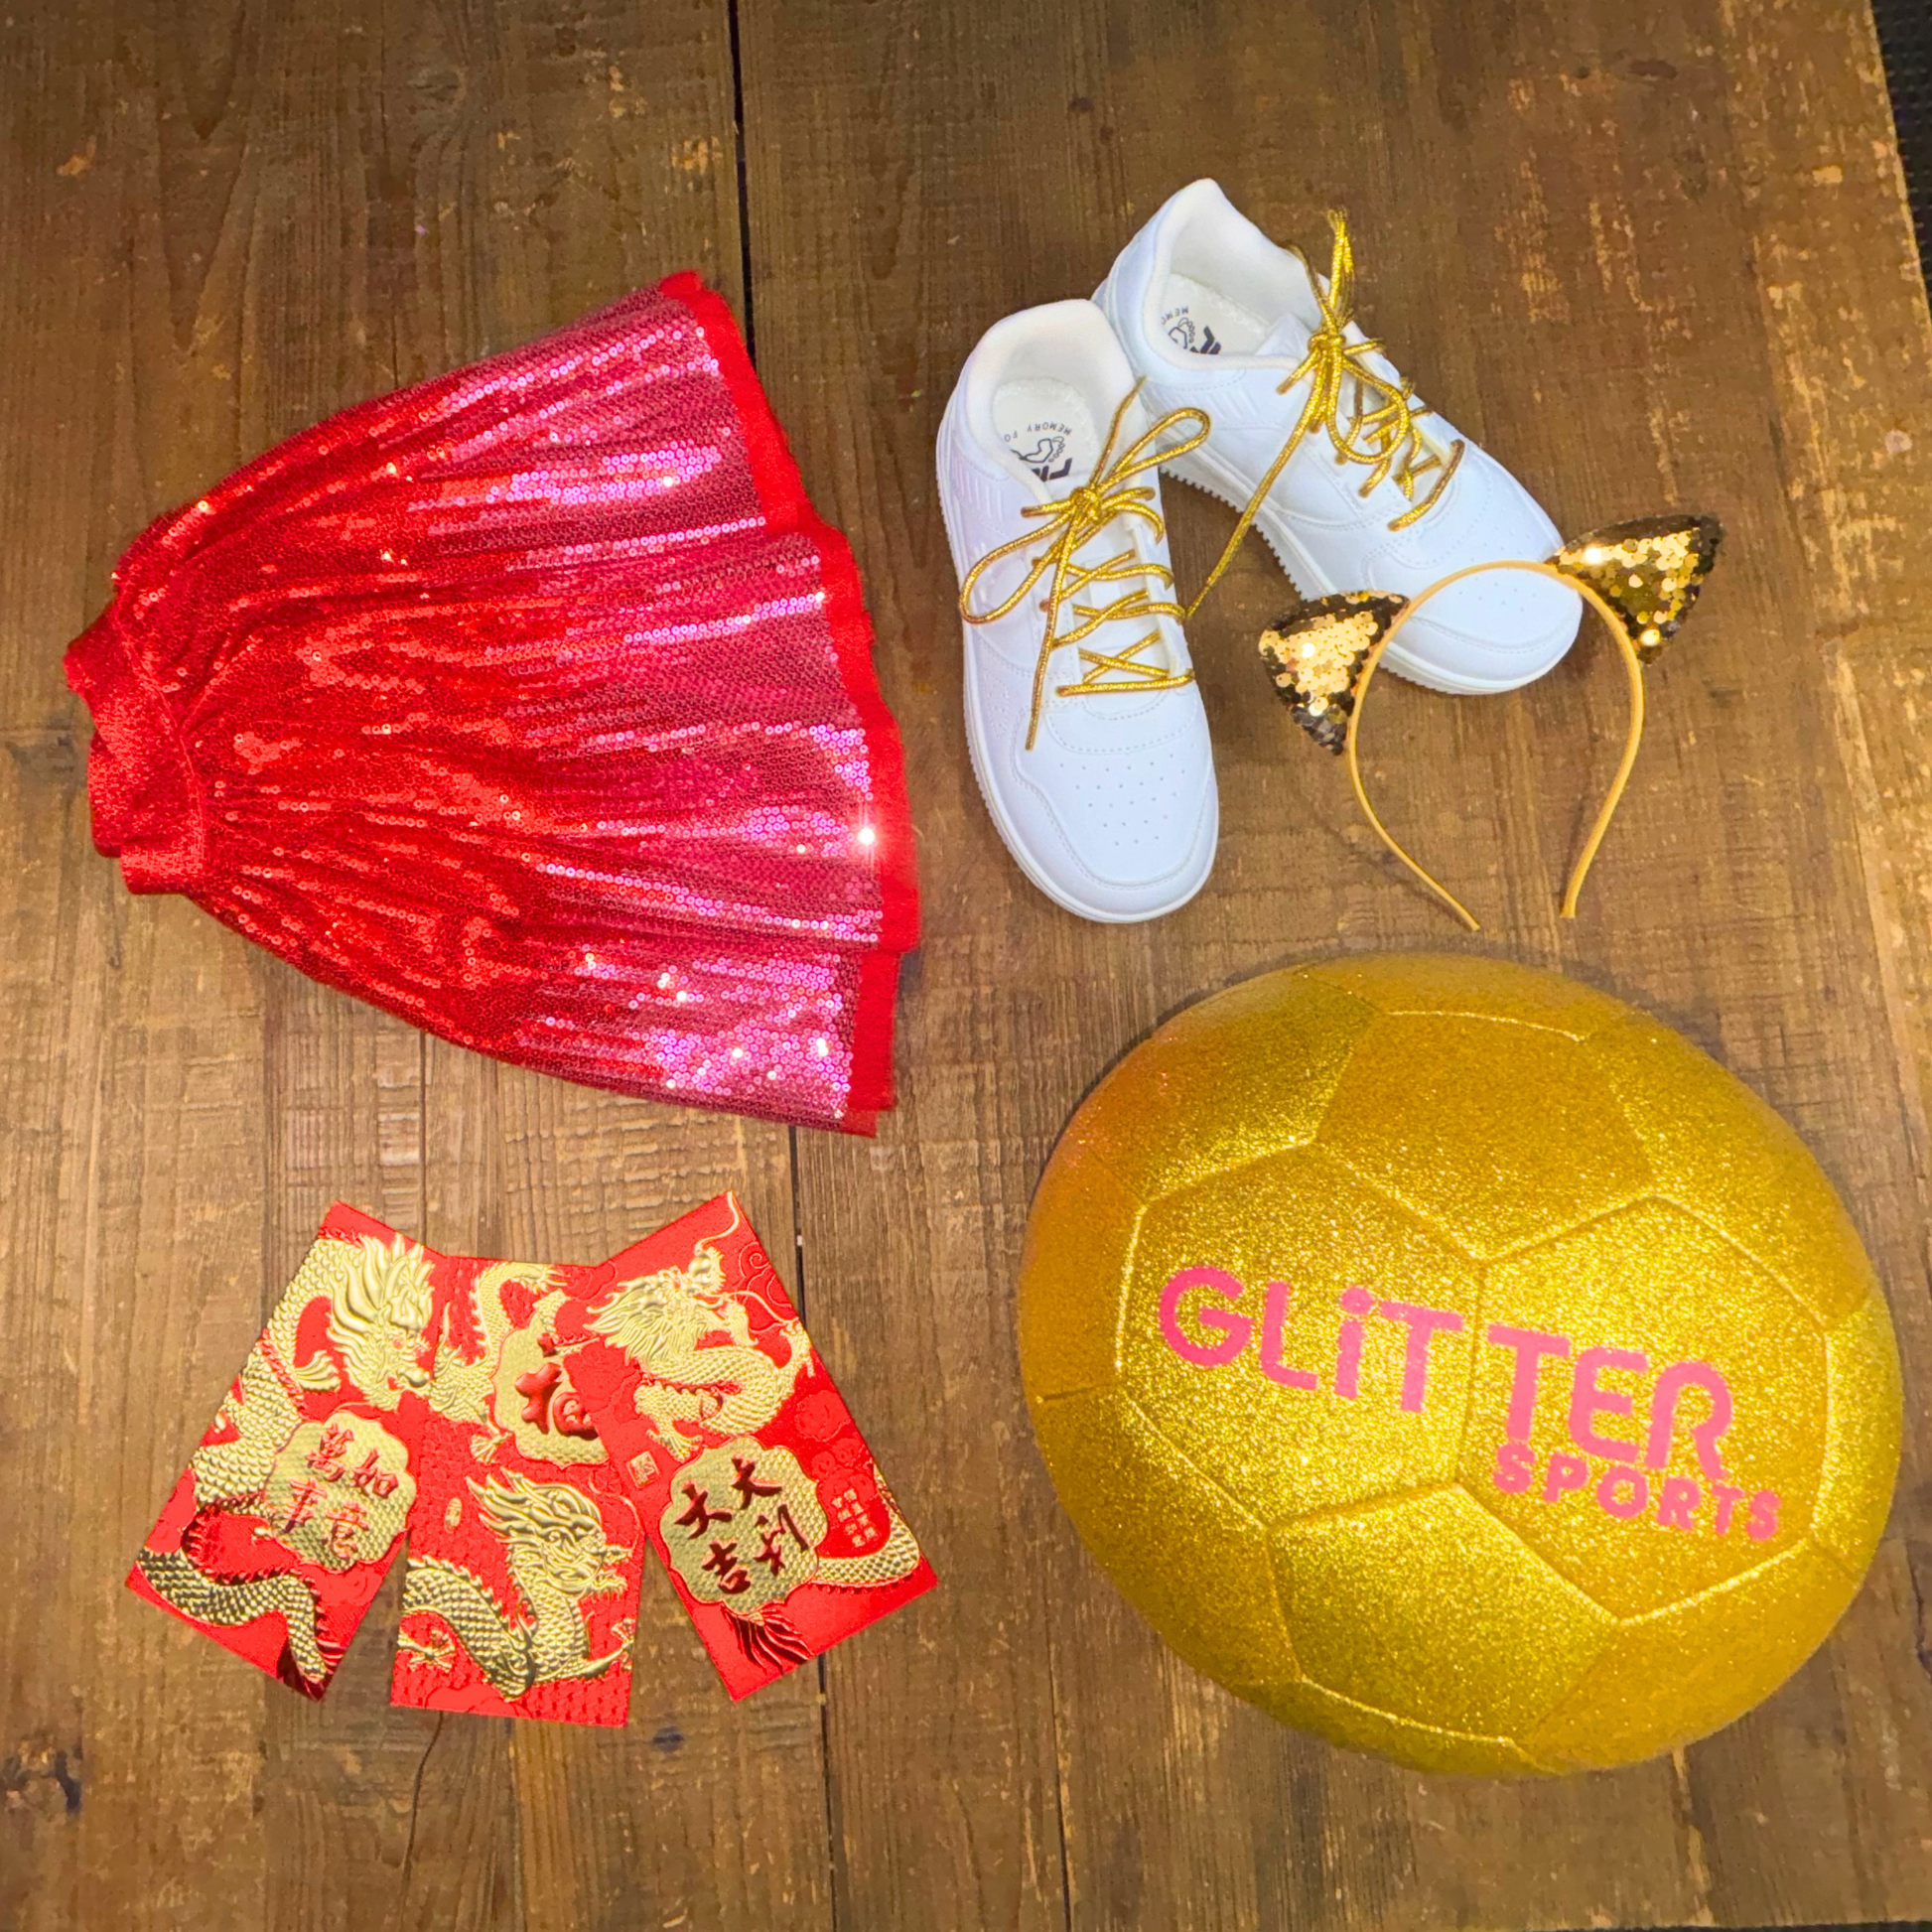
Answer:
737, 0, 1932, 1927
0, 2, 788, 1928
2, 0, 1930, 1926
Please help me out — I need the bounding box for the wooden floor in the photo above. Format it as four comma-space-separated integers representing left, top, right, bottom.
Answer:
4, 2, 1931, 1927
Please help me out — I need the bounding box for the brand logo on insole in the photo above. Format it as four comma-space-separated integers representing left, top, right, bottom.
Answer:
1163, 309, 1221, 355
1003, 420, 1073, 482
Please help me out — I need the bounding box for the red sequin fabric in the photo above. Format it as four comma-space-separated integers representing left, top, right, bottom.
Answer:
66, 274, 918, 1134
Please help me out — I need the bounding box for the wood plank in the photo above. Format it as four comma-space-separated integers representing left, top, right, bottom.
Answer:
1716, 0, 1932, 1917
0, 1, 799, 1927
173, 9, 464, 1924
737, 0, 1932, 1927
6, 0, 1932, 1924
366, 3, 835, 1928
1, 6, 276, 1927
0, 759, 277, 1932
734, 14, 1119, 1928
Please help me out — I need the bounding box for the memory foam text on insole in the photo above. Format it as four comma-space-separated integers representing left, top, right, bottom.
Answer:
994, 379, 1100, 484
1158, 273, 1269, 357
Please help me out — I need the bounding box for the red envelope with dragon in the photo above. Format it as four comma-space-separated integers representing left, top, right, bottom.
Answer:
553, 1193, 935, 1697
129, 1205, 643, 1725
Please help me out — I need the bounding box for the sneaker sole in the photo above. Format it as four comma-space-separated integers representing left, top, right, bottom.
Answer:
1159, 445, 1564, 697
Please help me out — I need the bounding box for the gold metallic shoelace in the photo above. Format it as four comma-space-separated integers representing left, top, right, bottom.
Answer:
958, 213, 1456, 750
1184, 207, 1466, 617
957, 385, 1210, 750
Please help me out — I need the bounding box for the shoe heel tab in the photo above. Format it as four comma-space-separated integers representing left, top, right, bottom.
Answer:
1168, 176, 1230, 209
966, 297, 1111, 370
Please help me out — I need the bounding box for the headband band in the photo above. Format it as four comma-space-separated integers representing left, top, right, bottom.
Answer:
1259, 515, 1722, 928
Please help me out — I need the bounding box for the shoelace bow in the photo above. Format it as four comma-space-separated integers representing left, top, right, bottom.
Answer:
957, 385, 1210, 749
1185, 207, 1466, 614
959, 210, 1462, 748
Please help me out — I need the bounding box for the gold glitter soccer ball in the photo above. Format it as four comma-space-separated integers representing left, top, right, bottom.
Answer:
1018, 953, 1901, 1775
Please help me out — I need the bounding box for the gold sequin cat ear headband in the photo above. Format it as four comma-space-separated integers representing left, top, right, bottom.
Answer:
1259, 514, 1723, 930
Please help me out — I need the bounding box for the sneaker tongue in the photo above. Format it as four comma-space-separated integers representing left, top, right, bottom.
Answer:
1254, 312, 1311, 359
1251, 310, 1412, 405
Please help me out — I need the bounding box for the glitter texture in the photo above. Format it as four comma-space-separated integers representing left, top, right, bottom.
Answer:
63, 274, 918, 1134
1554, 514, 1723, 662
1018, 953, 1901, 1775
1257, 593, 1407, 752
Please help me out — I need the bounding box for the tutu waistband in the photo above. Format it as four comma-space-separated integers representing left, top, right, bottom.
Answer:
66, 605, 207, 894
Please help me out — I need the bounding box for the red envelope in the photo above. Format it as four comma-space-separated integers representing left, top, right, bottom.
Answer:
554, 1193, 936, 1698
129, 1205, 644, 1725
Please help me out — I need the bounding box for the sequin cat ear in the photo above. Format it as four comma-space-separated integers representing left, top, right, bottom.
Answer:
1261, 514, 1724, 933
1552, 515, 1723, 662
1258, 594, 1410, 753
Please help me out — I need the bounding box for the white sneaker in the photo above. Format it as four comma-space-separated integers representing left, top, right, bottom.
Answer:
1095, 180, 1581, 694
937, 300, 1218, 923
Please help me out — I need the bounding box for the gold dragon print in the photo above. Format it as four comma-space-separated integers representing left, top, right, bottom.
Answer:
130, 1555, 335, 1690
588, 1242, 813, 1452
395, 1471, 633, 1699
187, 1231, 430, 1503
424, 1262, 605, 1470
135, 1231, 434, 1684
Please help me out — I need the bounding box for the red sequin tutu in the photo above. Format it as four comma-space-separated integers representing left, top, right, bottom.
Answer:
65, 274, 918, 1134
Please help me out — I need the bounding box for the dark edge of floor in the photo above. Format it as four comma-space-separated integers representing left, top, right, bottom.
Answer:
1874, 0, 1932, 282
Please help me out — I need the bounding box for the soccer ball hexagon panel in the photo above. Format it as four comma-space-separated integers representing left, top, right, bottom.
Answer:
1018, 953, 1902, 1776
